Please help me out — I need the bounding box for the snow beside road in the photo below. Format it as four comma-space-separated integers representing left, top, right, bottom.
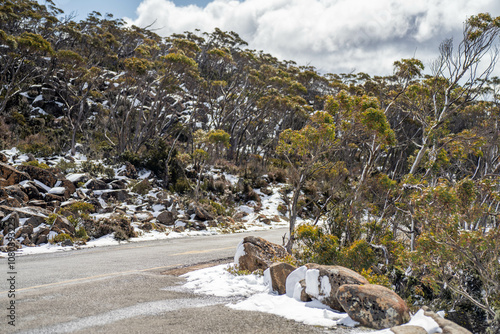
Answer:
181, 263, 446, 333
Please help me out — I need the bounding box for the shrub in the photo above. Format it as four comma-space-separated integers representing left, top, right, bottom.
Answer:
130, 179, 151, 195
45, 213, 58, 225
52, 233, 73, 243
75, 227, 89, 240
22, 160, 50, 169
55, 160, 77, 173
80, 160, 106, 177
295, 224, 340, 265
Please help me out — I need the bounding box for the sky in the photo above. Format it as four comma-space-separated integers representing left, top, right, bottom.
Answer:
48, 0, 500, 76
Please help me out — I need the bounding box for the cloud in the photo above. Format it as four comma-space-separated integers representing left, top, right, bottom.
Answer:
126, 0, 500, 75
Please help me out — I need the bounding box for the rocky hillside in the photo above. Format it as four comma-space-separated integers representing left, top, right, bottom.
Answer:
0, 149, 290, 253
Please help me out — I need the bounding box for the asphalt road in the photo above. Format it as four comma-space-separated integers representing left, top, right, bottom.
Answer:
0, 228, 332, 333
0, 229, 374, 334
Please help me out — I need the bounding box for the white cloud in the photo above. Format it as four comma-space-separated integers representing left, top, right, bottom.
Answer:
126, 0, 500, 75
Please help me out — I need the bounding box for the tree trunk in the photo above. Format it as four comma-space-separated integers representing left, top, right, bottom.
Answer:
409, 135, 428, 175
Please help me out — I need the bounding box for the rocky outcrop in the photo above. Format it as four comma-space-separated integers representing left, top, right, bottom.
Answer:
336, 283, 410, 329
235, 236, 288, 272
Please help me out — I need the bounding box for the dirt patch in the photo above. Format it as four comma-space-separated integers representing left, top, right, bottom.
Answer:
161, 258, 232, 276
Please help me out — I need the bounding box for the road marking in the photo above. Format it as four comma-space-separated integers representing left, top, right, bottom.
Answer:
171, 246, 235, 255
0, 263, 182, 294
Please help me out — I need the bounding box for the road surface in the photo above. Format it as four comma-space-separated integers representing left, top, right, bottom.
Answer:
0, 228, 336, 333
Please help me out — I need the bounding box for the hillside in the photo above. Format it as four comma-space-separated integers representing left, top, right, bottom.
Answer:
0, 1, 499, 332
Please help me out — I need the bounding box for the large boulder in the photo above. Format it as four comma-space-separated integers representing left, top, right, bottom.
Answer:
157, 211, 177, 225
17, 165, 57, 187
235, 236, 288, 272
421, 307, 472, 334
268, 262, 297, 295
0, 162, 31, 186
304, 264, 369, 311
336, 284, 410, 329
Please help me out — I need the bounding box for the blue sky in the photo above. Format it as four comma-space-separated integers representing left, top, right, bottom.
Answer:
51, 0, 212, 20
45, 0, 500, 75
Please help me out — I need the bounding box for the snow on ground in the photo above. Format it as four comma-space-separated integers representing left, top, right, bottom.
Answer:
0, 151, 312, 258
180, 264, 445, 333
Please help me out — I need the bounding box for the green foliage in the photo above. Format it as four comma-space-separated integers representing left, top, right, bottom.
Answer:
22, 160, 49, 169
225, 264, 263, 276
80, 161, 106, 177
130, 179, 152, 195
75, 227, 89, 240
52, 233, 73, 243
295, 224, 340, 265
360, 268, 391, 288
208, 129, 230, 148
45, 213, 57, 226
55, 160, 77, 173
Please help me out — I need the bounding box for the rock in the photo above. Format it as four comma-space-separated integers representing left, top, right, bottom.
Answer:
60, 179, 76, 196
17, 165, 57, 187
134, 211, 154, 222
86, 179, 108, 190
156, 211, 177, 226
187, 221, 207, 231
0, 205, 52, 219
4, 185, 29, 203
193, 205, 214, 221
22, 182, 42, 200
26, 215, 45, 228
233, 211, 249, 222
268, 262, 297, 295
304, 263, 369, 311
140, 222, 154, 231
1, 197, 22, 207
173, 226, 185, 233
0, 162, 31, 186
336, 284, 410, 329
235, 236, 288, 272
33, 228, 50, 245
21, 234, 33, 246
391, 325, 428, 334
0, 178, 9, 187
109, 180, 127, 189
285, 266, 308, 299
0, 153, 7, 163
156, 211, 177, 225
100, 189, 129, 202
118, 162, 137, 179
422, 307, 472, 334
61, 239, 73, 247
260, 187, 273, 196
2, 239, 22, 251
299, 279, 312, 302
52, 215, 75, 235
15, 224, 33, 238
1, 212, 20, 236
